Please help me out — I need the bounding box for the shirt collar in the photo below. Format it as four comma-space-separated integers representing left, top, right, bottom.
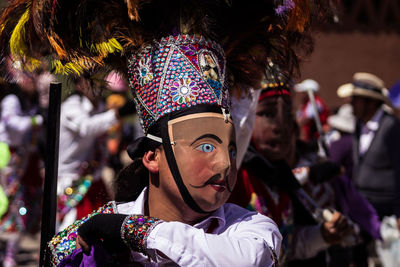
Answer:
365, 108, 384, 132
116, 187, 227, 231
194, 205, 226, 231
116, 188, 147, 215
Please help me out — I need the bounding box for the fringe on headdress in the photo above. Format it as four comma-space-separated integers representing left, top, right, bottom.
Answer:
0, 0, 338, 92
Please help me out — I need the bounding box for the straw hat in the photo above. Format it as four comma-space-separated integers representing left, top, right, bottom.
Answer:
294, 79, 319, 92
337, 72, 389, 103
327, 104, 355, 133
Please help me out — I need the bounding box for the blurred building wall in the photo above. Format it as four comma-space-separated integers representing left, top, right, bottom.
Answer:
296, 0, 400, 110
298, 32, 400, 110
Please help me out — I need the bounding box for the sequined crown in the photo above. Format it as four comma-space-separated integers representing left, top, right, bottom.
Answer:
127, 35, 229, 134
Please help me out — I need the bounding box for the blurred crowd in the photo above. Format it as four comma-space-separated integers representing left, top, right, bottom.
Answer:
1, 56, 400, 267
0, 59, 139, 266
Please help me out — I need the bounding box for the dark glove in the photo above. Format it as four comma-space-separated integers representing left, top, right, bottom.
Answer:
117, 100, 136, 117
78, 214, 162, 254
78, 214, 127, 251
308, 161, 341, 183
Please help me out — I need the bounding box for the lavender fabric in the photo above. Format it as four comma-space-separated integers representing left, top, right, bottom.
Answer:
332, 175, 382, 240
58, 242, 111, 267
329, 134, 354, 180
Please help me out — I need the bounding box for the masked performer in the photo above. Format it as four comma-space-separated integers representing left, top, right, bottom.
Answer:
0, 0, 335, 266
53, 37, 284, 267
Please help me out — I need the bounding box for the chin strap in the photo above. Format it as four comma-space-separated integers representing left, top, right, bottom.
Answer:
160, 117, 209, 214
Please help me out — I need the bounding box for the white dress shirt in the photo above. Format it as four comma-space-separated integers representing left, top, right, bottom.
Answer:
116, 188, 282, 266
58, 94, 118, 194
0, 94, 38, 147
359, 108, 383, 155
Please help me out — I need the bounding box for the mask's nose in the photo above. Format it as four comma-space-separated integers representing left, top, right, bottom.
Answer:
212, 148, 232, 178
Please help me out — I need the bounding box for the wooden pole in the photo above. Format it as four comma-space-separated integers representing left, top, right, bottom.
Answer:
39, 82, 62, 266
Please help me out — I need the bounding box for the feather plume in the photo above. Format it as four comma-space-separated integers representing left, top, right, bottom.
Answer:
0, 0, 338, 91
9, 4, 42, 71
286, 0, 310, 33
125, 0, 141, 21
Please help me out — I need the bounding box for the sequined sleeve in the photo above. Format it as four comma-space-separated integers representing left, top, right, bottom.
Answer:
47, 201, 117, 266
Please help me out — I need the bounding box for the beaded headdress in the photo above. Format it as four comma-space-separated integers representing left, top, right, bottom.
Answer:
128, 35, 229, 134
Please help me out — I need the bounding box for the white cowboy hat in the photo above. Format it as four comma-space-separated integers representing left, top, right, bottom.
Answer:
337, 72, 389, 103
327, 104, 355, 133
294, 79, 319, 92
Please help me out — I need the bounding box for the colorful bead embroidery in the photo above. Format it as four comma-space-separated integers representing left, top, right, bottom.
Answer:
48, 201, 117, 266
127, 35, 229, 134
137, 56, 154, 86
169, 78, 200, 104
120, 215, 162, 254
180, 44, 197, 56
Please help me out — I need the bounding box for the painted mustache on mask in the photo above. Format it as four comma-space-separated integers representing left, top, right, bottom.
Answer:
189, 174, 232, 193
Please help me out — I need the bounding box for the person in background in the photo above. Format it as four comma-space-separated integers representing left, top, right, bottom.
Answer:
294, 79, 330, 144
0, 59, 44, 267
337, 72, 400, 267
104, 71, 135, 174
326, 104, 355, 180
57, 74, 134, 230
229, 74, 354, 266
294, 84, 383, 267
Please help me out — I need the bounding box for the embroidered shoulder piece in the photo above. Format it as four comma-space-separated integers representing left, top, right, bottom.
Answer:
47, 201, 117, 266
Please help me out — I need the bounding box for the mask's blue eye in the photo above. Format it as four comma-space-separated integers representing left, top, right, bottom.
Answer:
196, 143, 215, 153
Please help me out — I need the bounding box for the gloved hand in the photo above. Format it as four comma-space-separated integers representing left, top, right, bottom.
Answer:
78, 214, 127, 253
308, 161, 341, 183
77, 213, 162, 254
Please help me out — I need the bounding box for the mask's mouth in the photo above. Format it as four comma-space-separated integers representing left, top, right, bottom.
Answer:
189, 174, 232, 193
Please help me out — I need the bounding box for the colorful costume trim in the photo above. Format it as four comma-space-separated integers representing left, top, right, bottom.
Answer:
48, 201, 117, 266
120, 215, 162, 254
57, 175, 93, 219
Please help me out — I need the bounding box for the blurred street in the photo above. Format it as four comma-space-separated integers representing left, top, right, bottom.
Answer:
0, 234, 39, 267
16, 235, 39, 267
